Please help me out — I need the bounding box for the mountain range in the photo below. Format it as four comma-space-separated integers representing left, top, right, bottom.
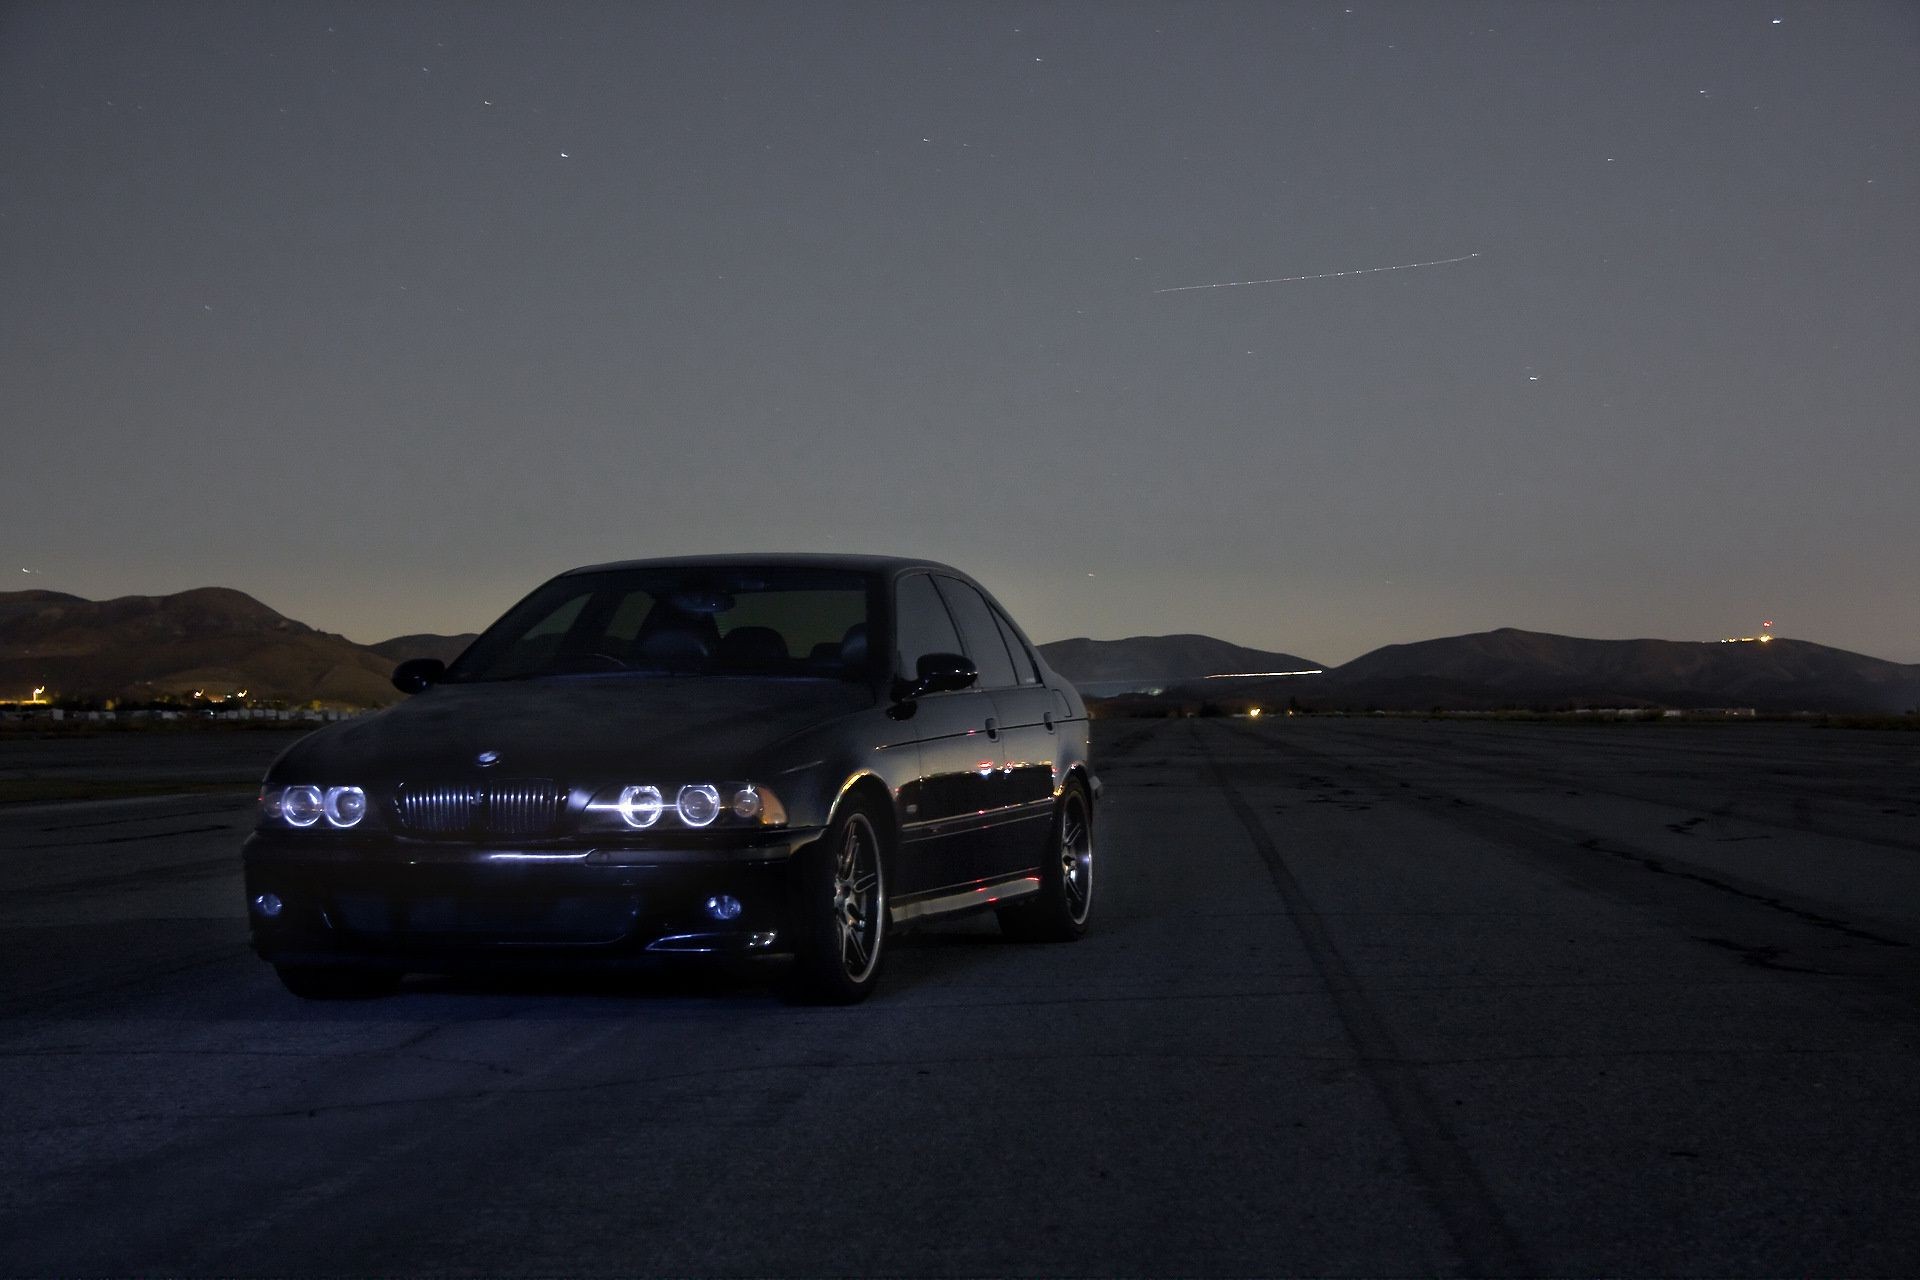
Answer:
1033, 634, 1319, 696
3, 588, 1915, 714
365, 633, 481, 666
1165, 628, 1920, 715
0, 588, 401, 708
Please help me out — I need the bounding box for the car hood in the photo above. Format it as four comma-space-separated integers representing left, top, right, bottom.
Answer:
273, 676, 874, 782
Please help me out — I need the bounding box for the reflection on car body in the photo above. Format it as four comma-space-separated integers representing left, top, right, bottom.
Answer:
244, 554, 1098, 1003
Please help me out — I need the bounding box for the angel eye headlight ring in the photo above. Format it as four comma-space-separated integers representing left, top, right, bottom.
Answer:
322, 786, 367, 828
281, 785, 324, 828
676, 784, 721, 828
618, 785, 664, 829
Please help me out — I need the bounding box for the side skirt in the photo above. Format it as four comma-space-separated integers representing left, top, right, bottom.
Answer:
889, 871, 1041, 925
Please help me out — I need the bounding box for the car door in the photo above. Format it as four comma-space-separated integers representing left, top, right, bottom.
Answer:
984, 599, 1063, 874
930, 576, 1057, 880
889, 572, 1005, 897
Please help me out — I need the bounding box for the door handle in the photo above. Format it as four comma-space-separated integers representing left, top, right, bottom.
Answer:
1043, 712, 1055, 731
984, 717, 999, 741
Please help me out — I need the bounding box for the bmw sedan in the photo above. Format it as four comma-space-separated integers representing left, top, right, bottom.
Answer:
244, 555, 1097, 1003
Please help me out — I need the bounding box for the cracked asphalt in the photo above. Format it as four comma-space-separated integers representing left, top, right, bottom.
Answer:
2, 719, 1917, 1276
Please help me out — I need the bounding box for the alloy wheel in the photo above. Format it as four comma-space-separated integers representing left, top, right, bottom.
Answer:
832, 812, 884, 982
1060, 792, 1093, 925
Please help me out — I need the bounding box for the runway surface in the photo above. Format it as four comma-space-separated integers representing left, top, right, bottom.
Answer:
2, 718, 1916, 1276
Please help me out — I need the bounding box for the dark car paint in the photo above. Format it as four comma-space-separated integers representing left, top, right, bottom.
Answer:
244, 555, 1094, 973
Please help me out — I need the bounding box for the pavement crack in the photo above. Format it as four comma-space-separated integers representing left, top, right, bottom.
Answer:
15, 824, 236, 850
1692, 936, 1841, 975
33, 802, 253, 833
1575, 838, 1908, 947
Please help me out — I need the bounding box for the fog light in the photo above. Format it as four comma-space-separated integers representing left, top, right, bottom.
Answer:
253, 892, 284, 919
705, 894, 742, 921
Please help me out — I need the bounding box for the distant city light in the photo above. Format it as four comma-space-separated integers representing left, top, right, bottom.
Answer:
1720, 621, 1776, 644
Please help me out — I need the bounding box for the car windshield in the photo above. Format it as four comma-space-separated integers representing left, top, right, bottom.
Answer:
445, 567, 876, 683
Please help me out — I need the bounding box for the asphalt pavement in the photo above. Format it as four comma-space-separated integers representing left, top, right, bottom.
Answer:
1, 718, 1916, 1276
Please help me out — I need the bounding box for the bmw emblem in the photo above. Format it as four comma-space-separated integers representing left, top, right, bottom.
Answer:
476, 750, 500, 768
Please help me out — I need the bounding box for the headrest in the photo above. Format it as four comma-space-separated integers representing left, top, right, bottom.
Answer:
839, 623, 868, 665
717, 626, 788, 664
633, 629, 711, 660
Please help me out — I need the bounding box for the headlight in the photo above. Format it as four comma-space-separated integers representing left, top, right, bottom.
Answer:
282, 786, 324, 828
617, 785, 664, 829
323, 786, 367, 828
676, 784, 721, 827
260, 785, 371, 830
584, 781, 787, 833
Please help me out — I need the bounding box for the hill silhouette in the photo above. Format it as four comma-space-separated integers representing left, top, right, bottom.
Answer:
1039, 634, 1320, 692
368, 633, 480, 666
0, 587, 402, 707
1245, 628, 1920, 714
7, 589, 1915, 715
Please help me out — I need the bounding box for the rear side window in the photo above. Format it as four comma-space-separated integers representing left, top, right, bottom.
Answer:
992, 607, 1041, 685
893, 574, 963, 676
933, 577, 1019, 689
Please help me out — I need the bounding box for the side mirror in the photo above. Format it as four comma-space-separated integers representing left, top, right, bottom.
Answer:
893, 652, 977, 701
391, 657, 446, 695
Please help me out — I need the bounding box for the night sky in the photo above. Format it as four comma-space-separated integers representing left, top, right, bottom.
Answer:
3, 1, 1915, 662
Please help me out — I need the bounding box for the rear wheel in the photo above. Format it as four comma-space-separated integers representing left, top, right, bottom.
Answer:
790, 801, 888, 1004
274, 964, 403, 1000
998, 779, 1093, 943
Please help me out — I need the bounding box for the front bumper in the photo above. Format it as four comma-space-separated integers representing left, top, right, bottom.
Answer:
243, 828, 822, 972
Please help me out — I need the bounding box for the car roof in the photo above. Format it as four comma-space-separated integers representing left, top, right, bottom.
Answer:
559, 553, 963, 578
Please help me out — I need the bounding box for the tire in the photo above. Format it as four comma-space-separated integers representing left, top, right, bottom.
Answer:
789, 800, 888, 1004
274, 964, 403, 1000
998, 779, 1093, 943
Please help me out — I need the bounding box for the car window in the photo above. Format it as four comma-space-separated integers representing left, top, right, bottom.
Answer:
447, 567, 873, 681
721, 590, 861, 658
932, 577, 1019, 689
892, 574, 963, 677
490, 590, 592, 677
991, 607, 1042, 685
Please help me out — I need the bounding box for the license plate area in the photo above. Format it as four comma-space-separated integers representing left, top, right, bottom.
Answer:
328, 890, 638, 945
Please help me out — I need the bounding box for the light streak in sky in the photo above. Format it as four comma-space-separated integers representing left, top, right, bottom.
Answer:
1153, 252, 1481, 295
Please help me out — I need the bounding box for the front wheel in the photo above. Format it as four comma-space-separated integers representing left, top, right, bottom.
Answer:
998, 780, 1093, 943
789, 802, 888, 1004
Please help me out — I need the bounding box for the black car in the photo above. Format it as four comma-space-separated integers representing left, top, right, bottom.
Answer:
244, 555, 1097, 1003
